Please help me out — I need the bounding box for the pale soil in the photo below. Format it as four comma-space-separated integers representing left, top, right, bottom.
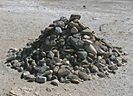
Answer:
0, 0, 133, 96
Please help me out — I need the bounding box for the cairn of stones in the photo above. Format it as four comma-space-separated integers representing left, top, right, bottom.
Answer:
6, 14, 127, 85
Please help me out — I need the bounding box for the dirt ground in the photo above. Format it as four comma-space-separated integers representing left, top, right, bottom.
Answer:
0, 0, 133, 96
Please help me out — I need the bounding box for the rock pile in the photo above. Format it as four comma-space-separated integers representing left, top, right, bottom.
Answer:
5, 14, 127, 85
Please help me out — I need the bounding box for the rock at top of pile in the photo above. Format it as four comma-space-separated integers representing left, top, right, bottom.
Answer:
5, 14, 127, 85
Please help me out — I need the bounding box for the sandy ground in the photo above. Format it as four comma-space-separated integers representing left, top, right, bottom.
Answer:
0, 0, 133, 96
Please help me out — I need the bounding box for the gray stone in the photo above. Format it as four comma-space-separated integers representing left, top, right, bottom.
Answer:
68, 73, 78, 79
17, 67, 24, 72
53, 66, 60, 73
71, 79, 80, 84
6, 56, 16, 62
69, 14, 81, 21
51, 79, 59, 86
122, 58, 127, 63
84, 44, 97, 55
54, 20, 65, 28
47, 51, 54, 59
67, 36, 84, 50
97, 72, 106, 78
55, 27, 63, 34
81, 28, 92, 35
21, 71, 31, 80
78, 71, 90, 81
89, 65, 99, 73
43, 70, 53, 76
35, 76, 47, 83
58, 68, 70, 77
71, 27, 78, 34
77, 51, 87, 60
27, 75, 36, 82
11, 60, 21, 69
68, 21, 81, 30
108, 64, 118, 70
60, 16, 68, 24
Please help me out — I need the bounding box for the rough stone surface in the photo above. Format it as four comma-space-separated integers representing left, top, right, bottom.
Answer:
0, 0, 132, 96
5, 14, 127, 85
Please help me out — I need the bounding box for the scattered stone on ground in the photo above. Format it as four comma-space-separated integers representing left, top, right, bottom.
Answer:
5, 14, 127, 85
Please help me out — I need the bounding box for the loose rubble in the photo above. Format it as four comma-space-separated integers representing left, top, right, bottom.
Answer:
5, 14, 127, 85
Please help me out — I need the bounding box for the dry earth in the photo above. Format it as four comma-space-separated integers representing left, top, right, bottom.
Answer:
0, 0, 133, 96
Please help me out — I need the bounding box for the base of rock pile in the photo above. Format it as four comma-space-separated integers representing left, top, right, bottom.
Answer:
5, 14, 127, 85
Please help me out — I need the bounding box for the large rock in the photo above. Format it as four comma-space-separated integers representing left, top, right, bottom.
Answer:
67, 36, 84, 50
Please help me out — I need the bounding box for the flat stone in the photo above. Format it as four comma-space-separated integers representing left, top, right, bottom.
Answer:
81, 28, 92, 35
71, 79, 80, 84
17, 67, 24, 72
6, 56, 16, 62
83, 35, 91, 39
89, 65, 99, 73
35, 76, 47, 83
69, 14, 81, 21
